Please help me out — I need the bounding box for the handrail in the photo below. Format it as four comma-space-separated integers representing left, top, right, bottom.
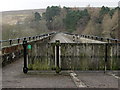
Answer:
64, 32, 120, 43
0, 32, 56, 48
1, 32, 56, 66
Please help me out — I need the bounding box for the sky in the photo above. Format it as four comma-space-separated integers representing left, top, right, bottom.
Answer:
0, 0, 120, 11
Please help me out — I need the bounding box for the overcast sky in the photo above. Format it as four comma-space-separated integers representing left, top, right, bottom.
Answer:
0, 0, 120, 11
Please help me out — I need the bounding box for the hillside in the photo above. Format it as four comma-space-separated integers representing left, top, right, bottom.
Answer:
1, 7, 120, 40
2, 9, 48, 40
81, 7, 119, 39
2, 9, 46, 25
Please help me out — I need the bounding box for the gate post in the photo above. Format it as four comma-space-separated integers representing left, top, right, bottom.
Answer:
55, 40, 61, 74
104, 43, 108, 73
23, 40, 28, 73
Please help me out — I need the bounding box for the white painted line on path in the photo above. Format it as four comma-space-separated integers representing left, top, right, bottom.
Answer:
69, 71, 87, 88
110, 74, 120, 79
61, 36, 68, 43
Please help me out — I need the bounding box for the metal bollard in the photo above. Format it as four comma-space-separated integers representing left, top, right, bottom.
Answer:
23, 40, 28, 73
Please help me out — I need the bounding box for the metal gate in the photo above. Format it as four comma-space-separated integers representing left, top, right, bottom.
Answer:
23, 40, 120, 73
60, 43, 120, 70
29, 43, 54, 70
27, 41, 55, 71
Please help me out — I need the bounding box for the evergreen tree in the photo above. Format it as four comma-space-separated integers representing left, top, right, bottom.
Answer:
34, 12, 41, 21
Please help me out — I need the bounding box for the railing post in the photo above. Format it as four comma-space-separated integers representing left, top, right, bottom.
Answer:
107, 38, 109, 43
23, 40, 28, 73
39, 36, 41, 39
73, 35, 75, 41
115, 40, 118, 43
91, 36, 93, 40
29, 37, 31, 41
33, 36, 35, 40
100, 37, 103, 41
24, 37, 26, 41
18, 38, 20, 44
88, 35, 90, 38
36, 35, 38, 40
9, 39, 12, 45
104, 43, 108, 73
55, 40, 61, 74
96, 36, 98, 40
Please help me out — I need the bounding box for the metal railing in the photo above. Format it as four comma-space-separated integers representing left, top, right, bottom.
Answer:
64, 32, 120, 43
1, 32, 56, 67
1, 32, 56, 48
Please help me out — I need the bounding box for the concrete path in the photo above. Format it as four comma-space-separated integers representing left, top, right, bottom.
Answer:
50, 33, 74, 43
76, 71, 119, 88
79, 37, 106, 43
64, 34, 106, 43
2, 58, 76, 88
